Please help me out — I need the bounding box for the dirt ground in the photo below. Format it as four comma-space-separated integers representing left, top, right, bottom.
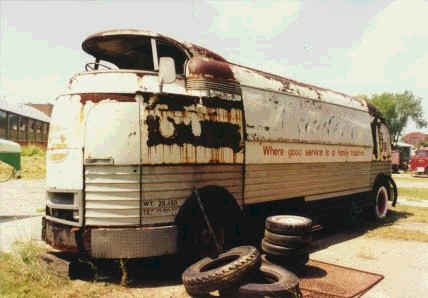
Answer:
1, 176, 428, 297
75, 226, 427, 298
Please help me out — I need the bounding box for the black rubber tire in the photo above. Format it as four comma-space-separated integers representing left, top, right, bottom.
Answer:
372, 180, 389, 220
239, 262, 301, 297
182, 246, 261, 296
263, 252, 310, 268
264, 230, 312, 248
261, 238, 309, 256
265, 215, 312, 235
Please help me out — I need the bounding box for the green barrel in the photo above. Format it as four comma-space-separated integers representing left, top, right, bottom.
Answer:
0, 139, 21, 171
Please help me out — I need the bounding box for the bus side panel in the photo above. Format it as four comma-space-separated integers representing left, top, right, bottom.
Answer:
139, 165, 244, 225
140, 93, 244, 165
244, 161, 371, 204
242, 87, 373, 204
139, 92, 245, 224
370, 161, 392, 186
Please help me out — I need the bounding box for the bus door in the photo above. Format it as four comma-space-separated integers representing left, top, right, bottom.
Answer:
84, 100, 141, 226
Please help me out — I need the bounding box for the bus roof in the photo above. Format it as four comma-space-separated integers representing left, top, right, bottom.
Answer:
82, 29, 226, 62
82, 29, 368, 112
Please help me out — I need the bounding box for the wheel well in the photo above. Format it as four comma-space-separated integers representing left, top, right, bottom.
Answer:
374, 173, 389, 188
175, 185, 242, 225
175, 185, 243, 252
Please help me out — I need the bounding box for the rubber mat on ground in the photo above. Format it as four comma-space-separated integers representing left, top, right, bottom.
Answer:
298, 259, 384, 298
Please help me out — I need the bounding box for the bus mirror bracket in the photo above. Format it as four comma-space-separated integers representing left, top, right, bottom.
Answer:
158, 57, 176, 92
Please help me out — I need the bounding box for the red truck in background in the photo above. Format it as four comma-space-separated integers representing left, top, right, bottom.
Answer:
410, 147, 428, 175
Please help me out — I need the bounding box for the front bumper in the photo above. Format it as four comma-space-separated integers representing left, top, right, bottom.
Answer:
42, 217, 178, 258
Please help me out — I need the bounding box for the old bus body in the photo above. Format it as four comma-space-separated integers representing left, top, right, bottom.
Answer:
42, 29, 395, 259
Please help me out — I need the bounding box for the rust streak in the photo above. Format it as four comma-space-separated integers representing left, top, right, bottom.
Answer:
79, 93, 136, 104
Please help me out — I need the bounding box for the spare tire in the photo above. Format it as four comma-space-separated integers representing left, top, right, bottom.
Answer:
239, 262, 301, 297
182, 246, 261, 296
262, 239, 309, 256
264, 230, 312, 248
265, 215, 312, 235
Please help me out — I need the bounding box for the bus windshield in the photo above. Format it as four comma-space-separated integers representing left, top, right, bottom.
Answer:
84, 35, 155, 70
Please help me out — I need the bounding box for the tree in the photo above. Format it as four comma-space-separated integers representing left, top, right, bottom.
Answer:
364, 91, 427, 146
417, 141, 428, 149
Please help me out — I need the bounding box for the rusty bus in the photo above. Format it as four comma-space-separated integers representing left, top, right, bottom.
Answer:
42, 29, 396, 259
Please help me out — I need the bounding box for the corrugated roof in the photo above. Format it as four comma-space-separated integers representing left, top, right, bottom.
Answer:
0, 100, 51, 122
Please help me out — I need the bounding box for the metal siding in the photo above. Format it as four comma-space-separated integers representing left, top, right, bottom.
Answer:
370, 161, 392, 185
85, 165, 140, 226
91, 225, 178, 258
140, 165, 243, 225
244, 162, 371, 204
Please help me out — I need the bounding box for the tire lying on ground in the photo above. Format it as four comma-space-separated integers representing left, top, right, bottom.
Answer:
264, 230, 312, 248
239, 260, 301, 297
182, 246, 261, 296
265, 215, 312, 235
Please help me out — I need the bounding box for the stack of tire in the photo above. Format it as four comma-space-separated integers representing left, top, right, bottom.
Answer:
262, 215, 313, 269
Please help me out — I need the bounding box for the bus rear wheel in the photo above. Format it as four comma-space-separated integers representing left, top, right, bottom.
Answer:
373, 182, 389, 220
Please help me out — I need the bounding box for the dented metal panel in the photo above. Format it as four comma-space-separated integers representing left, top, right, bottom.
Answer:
84, 101, 140, 165
47, 95, 84, 190
242, 87, 372, 147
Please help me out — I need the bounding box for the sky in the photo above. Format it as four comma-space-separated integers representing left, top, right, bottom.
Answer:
0, 0, 427, 133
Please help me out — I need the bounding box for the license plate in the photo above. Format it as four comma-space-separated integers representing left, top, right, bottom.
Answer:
417, 167, 425, 173
141, 199, 180, 216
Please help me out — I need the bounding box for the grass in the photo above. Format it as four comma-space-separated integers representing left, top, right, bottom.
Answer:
20, 155, 46, 179
0, 241, 127, 298
21, 144, 46, 180
21, 145, 46, 158
0, 145, 46, 180
0, 241, 64, 298
398, 187, 428, 200
360, 205, 428, 242
392, 174, 428, 183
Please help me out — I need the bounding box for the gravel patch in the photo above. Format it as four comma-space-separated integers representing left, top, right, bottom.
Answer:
311, 235, 428, 298
0, 215, 42, 252
0, 179, 45, 252
0, 179, 45, 216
